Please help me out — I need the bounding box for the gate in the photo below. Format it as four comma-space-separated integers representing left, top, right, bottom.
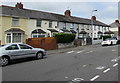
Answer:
86, 37, 92, 45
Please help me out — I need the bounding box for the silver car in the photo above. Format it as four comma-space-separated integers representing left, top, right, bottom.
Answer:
0, 43, 46, 66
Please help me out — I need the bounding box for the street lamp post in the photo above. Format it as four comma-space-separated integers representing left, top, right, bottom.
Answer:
91, 10, 97, 44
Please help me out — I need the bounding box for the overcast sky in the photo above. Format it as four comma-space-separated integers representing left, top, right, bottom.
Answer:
1, 1, 119, 24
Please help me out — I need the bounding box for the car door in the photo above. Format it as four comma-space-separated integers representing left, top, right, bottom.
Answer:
112, 39, 117, 44
18, 44, 36, 58
5, 44, 21, 59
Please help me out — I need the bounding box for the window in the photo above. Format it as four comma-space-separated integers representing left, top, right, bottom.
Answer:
94, 26, 96, 31
32, 33, 45, 38
63, 23, 66, 29
94, 33, 96, 38
19, 44, 32, 49
6, 33, 11, 43
13, 33, 22, 43
36, 19, 41, 27
49, 21, 52, 28
87, 25, 89, 30
12, 17, 19, 26
98, 26, 100, 31
6, 33, 23, 43
104, 27, 106, 31
6, 44, 19, 50
70, 23, 74, 29
81, 25, 84, 30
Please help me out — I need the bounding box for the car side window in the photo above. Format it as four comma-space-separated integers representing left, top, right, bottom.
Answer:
6, 44, 19, 50
19, 44, 32, 49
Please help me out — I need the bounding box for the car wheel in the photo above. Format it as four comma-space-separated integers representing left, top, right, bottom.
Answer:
0, 56, 10, 66
36, 52, 43, 59
110, 42, 113, 46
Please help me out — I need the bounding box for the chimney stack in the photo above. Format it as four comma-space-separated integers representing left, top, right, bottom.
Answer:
15, 2, 23, 9
91, 16, 96, 21
64, 10, 71, 16
115, 20, 119, 23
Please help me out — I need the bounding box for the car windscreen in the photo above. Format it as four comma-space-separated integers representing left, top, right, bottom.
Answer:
105, 38, 112, 41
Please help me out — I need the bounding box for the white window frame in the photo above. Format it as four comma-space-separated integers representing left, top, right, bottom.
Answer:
6, 32, 23, 43
49, 21, 52, 28
36, 19, 42, 27
32, 33, 46, 38
63, 23, 66, 29
12, 17, 19, 26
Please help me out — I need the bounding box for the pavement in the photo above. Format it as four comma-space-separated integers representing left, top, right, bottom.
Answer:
47, 44, 101, 55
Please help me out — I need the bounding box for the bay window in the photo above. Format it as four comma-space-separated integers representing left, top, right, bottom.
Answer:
6, 33, 23, 43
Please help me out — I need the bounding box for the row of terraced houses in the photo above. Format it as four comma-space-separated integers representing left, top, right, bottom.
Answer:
0, 3, 115, 45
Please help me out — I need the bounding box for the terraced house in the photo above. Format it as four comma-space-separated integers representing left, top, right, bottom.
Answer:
0, 3, 113, 45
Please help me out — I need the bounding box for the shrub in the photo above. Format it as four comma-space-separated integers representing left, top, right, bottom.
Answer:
55, 33, 76, 43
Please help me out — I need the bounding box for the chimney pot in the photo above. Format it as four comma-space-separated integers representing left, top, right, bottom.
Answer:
64, 10, 71, 16
15, 2, 23, 9
91, 16, 96, 21
115, 20, 119, 23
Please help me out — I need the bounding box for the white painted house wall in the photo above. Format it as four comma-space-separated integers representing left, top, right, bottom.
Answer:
27, 19, 58, 38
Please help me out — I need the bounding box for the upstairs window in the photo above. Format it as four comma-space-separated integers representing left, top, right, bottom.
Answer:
63, 23, 66, 29
49, 21, 52, 28
98, 26, 100, 31
36, 19, 42, 27
104, 27, 106, 31
70, 23, 74, 29
12, 17, 19, 26
94, 26, 96, 31
81, 25, 84, 30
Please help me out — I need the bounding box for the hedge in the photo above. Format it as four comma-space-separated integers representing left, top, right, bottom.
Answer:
55, 33, 76, 43
101, 35, 111, 40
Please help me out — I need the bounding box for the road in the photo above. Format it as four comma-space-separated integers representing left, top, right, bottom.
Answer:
2, 45, 119, 82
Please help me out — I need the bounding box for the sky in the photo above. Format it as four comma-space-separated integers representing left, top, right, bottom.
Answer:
0, 0, 119, 24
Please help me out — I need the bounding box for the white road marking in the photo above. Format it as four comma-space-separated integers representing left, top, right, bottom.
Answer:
111, 58, 119, 62
113, 63, 118, 67
83, 65, 87, 67
96, 66, 106, 70
65, 76, 68, 79
103, 68, 110, 73
67, 51, 74, 54
86, 51, 93, 54
77, 51, 83, 54
72, 78, 84, 82
90, 75, 100, 81
112, 49, 116, 51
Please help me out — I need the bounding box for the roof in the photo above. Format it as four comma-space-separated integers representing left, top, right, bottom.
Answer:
61, 29, 71, 33
0, 5, 109, 27
70, 30, 77, 33
5, 28, 25, 33
47, 29, 58, 32
97, 31, 103, 34
104, 31, 114, 34
79, 31, 88, 34
32, 29, 46, 33
109, 22, 120, 28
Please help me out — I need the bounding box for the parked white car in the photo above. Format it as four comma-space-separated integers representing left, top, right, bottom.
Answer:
101, 38, 118, 46
0, 43, 46, 66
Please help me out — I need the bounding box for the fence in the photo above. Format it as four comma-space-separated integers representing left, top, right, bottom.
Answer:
26, 37, 58, 50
